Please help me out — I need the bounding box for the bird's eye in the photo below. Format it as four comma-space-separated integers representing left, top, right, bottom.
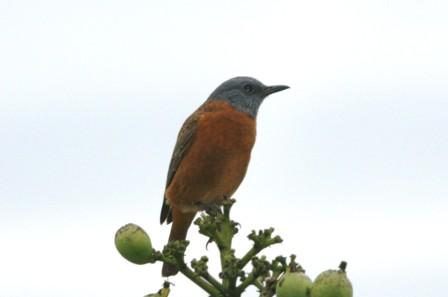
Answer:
244, 84, 254, 94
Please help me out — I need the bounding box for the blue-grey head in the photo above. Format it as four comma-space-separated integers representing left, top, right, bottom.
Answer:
207, 76, 289, 117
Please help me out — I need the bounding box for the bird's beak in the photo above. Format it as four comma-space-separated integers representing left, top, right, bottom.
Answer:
263, 85, 290, 96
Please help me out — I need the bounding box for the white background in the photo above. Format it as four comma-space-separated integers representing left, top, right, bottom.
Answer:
1, 1, 447, 296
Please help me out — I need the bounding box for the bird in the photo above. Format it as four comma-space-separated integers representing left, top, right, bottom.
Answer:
160, 76, 289, 276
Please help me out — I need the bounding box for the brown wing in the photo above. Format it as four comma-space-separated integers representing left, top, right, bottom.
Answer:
160, 112, 198, 224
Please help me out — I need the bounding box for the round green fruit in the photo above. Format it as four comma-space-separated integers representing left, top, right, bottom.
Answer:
276, 270, 313, 297
115, 223, 153, 264
311, 262, 353, 297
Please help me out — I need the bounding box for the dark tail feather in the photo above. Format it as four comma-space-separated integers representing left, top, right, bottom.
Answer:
160, 198, 173, 224
162, 262, 179, 277
162, 209, 196, 277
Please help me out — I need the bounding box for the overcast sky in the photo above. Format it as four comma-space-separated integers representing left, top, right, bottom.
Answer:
1, 1, 447, 296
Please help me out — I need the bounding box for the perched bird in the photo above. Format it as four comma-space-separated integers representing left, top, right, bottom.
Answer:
160, 76, 289, 276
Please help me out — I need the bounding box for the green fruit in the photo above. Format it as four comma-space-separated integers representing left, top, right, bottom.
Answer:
276, 270, 313, 297
115, 223, 153, 264
311, 261, 353, 297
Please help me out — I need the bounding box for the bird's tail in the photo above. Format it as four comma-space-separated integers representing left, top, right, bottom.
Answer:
162, 208, 196, 277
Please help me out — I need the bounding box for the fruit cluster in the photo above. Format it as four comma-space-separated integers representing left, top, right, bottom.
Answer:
276, 258, 352, 297
114, 200, 353, 297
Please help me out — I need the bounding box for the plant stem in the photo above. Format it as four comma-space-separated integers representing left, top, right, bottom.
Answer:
219, 248, 232, 291
179, 265, 223, 297
217, 213, 236, 292
238, 247, 261, 270
203, 272, 226, 295
254, 280, 263, 290
236, 271, 258, 295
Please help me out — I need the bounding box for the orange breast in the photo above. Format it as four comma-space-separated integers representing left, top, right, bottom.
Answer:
165, 101, 256, 212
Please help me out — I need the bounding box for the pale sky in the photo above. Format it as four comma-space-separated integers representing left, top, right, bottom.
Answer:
1, 1, 447, 297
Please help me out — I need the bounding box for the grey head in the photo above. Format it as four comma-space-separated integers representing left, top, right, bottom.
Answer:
207, 76, 289, 117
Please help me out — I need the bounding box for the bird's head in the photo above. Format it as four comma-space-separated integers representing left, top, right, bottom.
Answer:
207, 76, 289, 117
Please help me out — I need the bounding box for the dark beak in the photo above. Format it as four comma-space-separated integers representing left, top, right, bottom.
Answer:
263, 85, 290, 96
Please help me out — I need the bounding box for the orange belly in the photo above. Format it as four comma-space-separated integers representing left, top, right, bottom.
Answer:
165, 104, 256, 212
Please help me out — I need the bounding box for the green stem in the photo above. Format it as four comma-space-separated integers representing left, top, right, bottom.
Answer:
179, 265, 223, 297
217, 216, 236, 292
220, 248, 231, 291
236, 271, 258, 295
203, 272, 226, 295
238, 247, 261, 270
254, 280, 263, 290
157, 251, 221, 296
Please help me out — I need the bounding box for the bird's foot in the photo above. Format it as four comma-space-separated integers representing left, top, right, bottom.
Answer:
194, 201, 222, 215
204, 203, 222, 216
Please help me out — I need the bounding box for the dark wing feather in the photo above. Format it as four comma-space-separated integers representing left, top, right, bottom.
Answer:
160, 113, 198, 224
